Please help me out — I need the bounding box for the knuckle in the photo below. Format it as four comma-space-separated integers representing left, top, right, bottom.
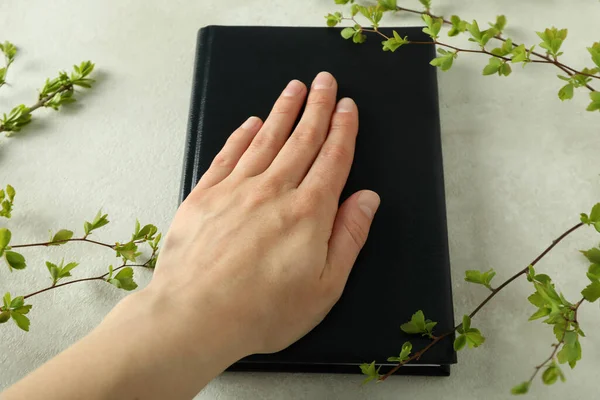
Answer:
245, 178, 281, 208
307, 92, 333, 108
330, 113, 353, 130
210, 152, 235, 169
287, 191, 320, 220
249, 132, 278, 152
292, 125, 322, 147
270, 100, 295, 116
343, 214, 368, 248
321, 144, 351, 163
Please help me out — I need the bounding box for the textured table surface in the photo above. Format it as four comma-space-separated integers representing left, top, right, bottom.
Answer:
1, 0, 599, 399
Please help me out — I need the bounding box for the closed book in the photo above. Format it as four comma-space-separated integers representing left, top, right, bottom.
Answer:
180, 26, 456, 376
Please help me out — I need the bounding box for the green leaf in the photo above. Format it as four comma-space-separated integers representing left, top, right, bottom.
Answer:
589, 203, 600, 223
381, 31, 409, 52
542, 363, 562, 385
5, 251, 26, 270
422, 14, 442, 40
587, 264, 600, 281
467, 20, 497, 47
430, 49, 457, 71
0, 41, 17, 61
10, 296, 24, 309
588, 42, 600, 69
359, 361, 381, 385
6, 185, 15, 201
115, 241, 140, 262
352, 32, 367, 44
581, 247, 600, 264
10, 311, 30, 331
464, 269, 496, 288
46, 261, 59, 283
595, 221, 600, 233
418, 0, 431, 10
60, 262, 79, 277
454, 334, 467, 351
581, 213, 590, 224
462, 315, 471, 331
483, 58, 502, 76
491, 38, 513, 57
132, 222, 157, 241
489, 15, 507, 32
3, 292, 11, 310
511, 382, 530, 395
536, 27, 568, 58
401, 310, 425, 334
448, 15, 467, 37
341, 27, 355, 39
557, 332, 581, 368
558, 83, 574, 101
464, 328, 485, 348
49, 229, 74, 245
529, 307, 551, 321
334, 0, 351, 4
582, 281, 600, 302
1, 104, 32, 132
511, 44, 532, 64
0, 311, 10, 323
325, 13, 342, 27
84, 210, 109, 236
387, 341, 412, 363
499, 62, 512, 76
588, 92, 600, 112
527, 292, 545, 308
377, 0, 396, 11
109, 267, 138, 291
0, 228, 11, 256
14, 305, 32, 315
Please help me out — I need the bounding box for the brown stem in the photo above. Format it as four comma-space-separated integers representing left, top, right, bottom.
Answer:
11, 237, 146, 250
12, 237, 115, 250
379, 222, 584, 381
393, 5, 598, 90
526, 298, 584, 384
0, 85, 72, 133
22, 263, 149, 300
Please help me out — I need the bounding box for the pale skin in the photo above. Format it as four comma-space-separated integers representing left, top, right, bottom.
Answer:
3, 71, 380, 400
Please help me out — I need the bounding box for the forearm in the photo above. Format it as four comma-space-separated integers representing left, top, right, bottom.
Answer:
3, 285, 245, 400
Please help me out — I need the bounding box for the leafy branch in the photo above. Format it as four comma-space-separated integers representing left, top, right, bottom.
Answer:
0, 185, 161, 331
0, 41, 17, 89
0, 61, 95, 134
359, 201, 600, 395
327, 0, 599, 110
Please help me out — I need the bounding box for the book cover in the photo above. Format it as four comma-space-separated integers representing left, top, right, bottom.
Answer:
181, 26, 456, 376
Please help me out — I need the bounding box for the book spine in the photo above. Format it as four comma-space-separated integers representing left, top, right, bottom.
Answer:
179, 26, 215, 203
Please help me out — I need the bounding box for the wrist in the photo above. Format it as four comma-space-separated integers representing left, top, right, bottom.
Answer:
102, 282, 250, 370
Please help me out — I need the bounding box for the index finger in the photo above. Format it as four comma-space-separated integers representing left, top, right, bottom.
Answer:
299, 97, 358, 199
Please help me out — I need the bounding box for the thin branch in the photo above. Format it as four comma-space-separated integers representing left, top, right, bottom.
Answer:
0, 84, 72, 133
22, 263, 150, 300
392, 5, 598, 90
11, 237, 147, 250
379, 222, 584, 381
526, 298, 584, 384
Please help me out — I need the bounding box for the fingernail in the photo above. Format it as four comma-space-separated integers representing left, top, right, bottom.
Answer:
336, 98, 355, 113
282, 80, 304, 97
313, 71, 334, 89
242, 116, 260, 130
358, 191, 380, 219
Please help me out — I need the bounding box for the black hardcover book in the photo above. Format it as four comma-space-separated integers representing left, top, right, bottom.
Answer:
180, 26, 456, 376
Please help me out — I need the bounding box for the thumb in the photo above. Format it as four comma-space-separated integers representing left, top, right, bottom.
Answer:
324, 190, 380, 285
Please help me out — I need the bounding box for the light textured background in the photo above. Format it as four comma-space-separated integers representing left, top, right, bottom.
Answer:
1, 0, 599, 399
